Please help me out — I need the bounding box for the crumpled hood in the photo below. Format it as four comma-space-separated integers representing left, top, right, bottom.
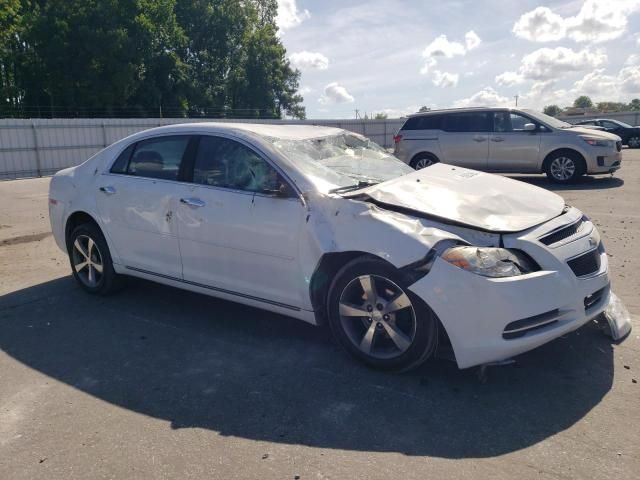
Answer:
347, 164, 565, 233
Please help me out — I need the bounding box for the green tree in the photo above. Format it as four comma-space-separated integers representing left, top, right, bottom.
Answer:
573, 96, 593, 109
0, 0, 24, 116
596, 102, 627, 112
418, 106, 430, 112
543, 105, 562, 117
374, 112, 388, 119
628, 99, 640, 111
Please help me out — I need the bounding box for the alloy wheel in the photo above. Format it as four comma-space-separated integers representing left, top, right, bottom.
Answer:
72, 234, 104, 288
628, 136, 640, 148
338, 275, 417, 359
414, 157, 433, 169
550, 156, 576, 181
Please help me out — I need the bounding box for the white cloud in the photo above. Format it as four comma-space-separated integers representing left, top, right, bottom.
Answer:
513, 1, 640, 44
276, 0, 311, 32
626, 54, 640, 66
289, 51, 329, 70
572, 69, 618, 96
454, 87, 511, 108
513, 7, 566, 42
422, 35, 466, 58
518, 47, 607, 81
432, 70, 459, 88
520, 80, 571, 109
619, 66, 640, 93
566, 0, 640, 43
495, 71, 524, 86
299, 86, 313, 95
465, 30, 481, 51
419, 57, 437, 75
319, 82, 355, 104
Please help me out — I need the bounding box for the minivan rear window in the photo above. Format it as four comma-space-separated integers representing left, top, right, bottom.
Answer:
442, 112, 491, 132
401, 115, 442, 130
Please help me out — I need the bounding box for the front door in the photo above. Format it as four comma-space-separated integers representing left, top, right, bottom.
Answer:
488, 112, 541, 172
177, 135, 305, 309
438, 111, 491, 169
95, 135, 193, 278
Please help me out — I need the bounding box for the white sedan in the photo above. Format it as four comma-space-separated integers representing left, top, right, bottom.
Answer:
48, 123, 627, 371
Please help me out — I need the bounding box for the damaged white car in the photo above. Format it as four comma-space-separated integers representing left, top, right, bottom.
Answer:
48, 123, 631, 371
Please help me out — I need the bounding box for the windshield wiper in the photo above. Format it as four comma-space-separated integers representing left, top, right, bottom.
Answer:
329, 181, 378, 194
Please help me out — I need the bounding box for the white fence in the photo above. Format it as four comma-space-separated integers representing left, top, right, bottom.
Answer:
0, 118, 404, 180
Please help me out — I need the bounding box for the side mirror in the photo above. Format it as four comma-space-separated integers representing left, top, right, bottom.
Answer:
260, 177, 294, 198
523, 123, 536, 131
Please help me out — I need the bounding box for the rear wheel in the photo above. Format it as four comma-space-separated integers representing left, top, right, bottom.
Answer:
410, 153, 438, 170
68, 222, 123, 295
628, 136, 640, 148
327, 257, 438, 371
545, 152, 584, 183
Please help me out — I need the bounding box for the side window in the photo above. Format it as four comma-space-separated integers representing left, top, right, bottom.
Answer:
493, 112, 510, 132
193, 136, 281, 194
127, 136, 190, 180
601, 121, 618, 130
401, 115, 442, 131
442, 113, 491, 132
509, 113, 533, 132
110, 144, 135, 173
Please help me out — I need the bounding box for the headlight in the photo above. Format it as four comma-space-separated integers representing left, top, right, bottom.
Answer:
581, 137, 612, 147
441, 246, 538, 278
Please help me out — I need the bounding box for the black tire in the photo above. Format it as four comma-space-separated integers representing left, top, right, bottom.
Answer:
327, 256, 438, 372
67, 222, 123, 295
627, 135, 640, 149
410, 153, 439, 170
544, 151, 585, 184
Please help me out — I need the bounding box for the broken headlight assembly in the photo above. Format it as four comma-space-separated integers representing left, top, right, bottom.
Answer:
441, 246, 539, 278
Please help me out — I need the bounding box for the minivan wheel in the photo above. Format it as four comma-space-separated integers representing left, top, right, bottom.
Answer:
628, 136, 640, 148
68, 222, 123, 295
327, 257, 438, 371
410, 153, 438, 170
545, 152, 584, 183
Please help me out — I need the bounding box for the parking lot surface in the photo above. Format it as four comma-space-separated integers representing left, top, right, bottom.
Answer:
1, 152, 639, 480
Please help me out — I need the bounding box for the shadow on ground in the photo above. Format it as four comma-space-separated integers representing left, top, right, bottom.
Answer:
508, 174, 624, 191
0, 276, 615, 458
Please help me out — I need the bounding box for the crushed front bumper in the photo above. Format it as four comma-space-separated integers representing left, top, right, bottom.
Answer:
409, 208, 612, 369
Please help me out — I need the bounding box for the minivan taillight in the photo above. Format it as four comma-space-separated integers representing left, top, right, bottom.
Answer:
393, 134, 403, 144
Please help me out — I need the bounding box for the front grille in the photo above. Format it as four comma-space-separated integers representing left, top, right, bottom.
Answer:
567, 248, 601, 277
539, 219, 585, 246
616, 141, 622, 152
503, 309, 560, 339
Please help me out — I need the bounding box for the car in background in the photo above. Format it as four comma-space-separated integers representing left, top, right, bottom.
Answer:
393, 108, 622, 183
573, 118, 640, 148
48, 123, 618, 371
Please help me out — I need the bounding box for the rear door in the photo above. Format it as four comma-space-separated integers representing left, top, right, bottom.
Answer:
96, 135, 194, 277
488, 111, 541, 172
394, 114, 442, 164
437, 112, 490, 169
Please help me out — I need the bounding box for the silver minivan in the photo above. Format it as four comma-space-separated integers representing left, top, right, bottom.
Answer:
393, 108, 622, 183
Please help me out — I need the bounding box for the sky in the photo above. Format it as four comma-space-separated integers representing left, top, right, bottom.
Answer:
275, 0, 640, 118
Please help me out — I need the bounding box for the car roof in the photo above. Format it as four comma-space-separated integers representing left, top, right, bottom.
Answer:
131, 122, 345, 141
406, 107, 517, 118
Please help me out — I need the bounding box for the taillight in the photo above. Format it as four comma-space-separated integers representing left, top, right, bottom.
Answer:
393, 134, 403, 144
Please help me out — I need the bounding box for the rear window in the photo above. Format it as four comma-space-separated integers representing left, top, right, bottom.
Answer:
401, 115, 442, 131
442, 112, 491, 132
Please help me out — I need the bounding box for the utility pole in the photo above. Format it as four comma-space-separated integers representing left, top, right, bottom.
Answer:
354, 109, 360, 119
514, 95, 519, 107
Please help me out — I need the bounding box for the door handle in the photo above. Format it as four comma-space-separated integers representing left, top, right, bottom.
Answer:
472, 136, 486, 142
491, 137, 504, 142
99, 186, 116, 195
180, 197, 205, 208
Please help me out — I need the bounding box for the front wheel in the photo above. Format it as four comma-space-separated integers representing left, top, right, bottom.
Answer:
68, 222, 123, 295
628, 136, 640, 148
545, 153, 584, 183
327, 257, 438, 371
410, 153, 438, 170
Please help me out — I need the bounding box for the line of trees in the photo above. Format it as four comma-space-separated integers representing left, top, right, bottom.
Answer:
0, 0, 305, 119
543, 97, 640, 117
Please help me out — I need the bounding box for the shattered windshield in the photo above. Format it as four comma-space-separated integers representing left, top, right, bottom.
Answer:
267, 133, 414, 192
